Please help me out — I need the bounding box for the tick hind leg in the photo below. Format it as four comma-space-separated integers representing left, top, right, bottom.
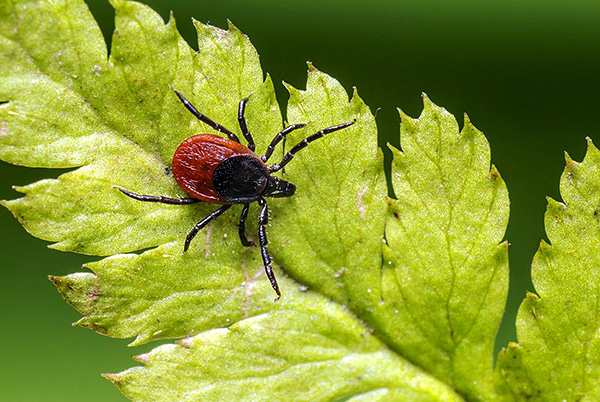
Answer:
116, 187, 199, 205
238, 204, 255, 247
184, 204, 232, 252
258, 198, 281, 301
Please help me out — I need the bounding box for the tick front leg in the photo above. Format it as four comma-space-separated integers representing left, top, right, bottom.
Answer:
269, 119, 356, 173
258, 198, 281, 301
238, 204, 255, 247
184, 204, 232, 252
237, 97, 255, 152
172, 88, 241, 143
116, 187, 199, 205
261, 123, 307, 163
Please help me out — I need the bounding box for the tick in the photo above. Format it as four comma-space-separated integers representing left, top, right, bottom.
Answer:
118, 89, 355, 300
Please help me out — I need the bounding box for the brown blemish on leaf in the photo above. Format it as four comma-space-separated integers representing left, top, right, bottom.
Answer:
131, 353, 150, 363
48, 275, 60, 286
89, 277, 100, 303
101, 373, 122, 385
176, 336, 193, 349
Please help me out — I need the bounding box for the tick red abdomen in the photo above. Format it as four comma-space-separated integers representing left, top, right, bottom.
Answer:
172, 134, 257, 203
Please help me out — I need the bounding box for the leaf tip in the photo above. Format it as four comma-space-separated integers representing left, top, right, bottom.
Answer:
583, 136, 600, 162
586, 136, 595, 147
564, 151, 576, 167
49, 274, 72, 295
538, 239, 552, 255
421, 92, 433, 106
307, 61, 317, 73
192, 17, 210, 34
525, 291, 540, 301
226, 19, 242, 34
397, 107, 409, 121
546, 196, 564, 210
506, 341, 521, 350
489, 164, 502, 180
127, 335, 146, 347
463, 112, 471, 125
387, 141, 401, 155
102, 372, 122, 385
72, 317, 85, 327
132, 353, 150, 363
167, 10, 176, 25
11, 185, 26, 194
282, 80, 299, 97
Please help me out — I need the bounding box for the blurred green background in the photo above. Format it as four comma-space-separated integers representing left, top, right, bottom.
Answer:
1, 0, 599, 400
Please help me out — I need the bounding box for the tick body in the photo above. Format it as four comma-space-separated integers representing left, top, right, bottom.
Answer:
118, 89, 355, 300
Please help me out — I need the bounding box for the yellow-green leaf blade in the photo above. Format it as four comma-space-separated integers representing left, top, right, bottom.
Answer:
383, 96, 510, 400
271, 65, 388, 311
498, 139, 600, 400
108, 298, 465, 402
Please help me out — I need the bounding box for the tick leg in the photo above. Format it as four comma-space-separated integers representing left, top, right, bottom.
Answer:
184, 204, 232, 252
258, 198, 281, 301
237, 97, 255, 152
269, 120, 356, 173
238, 203, 255, 247
172, 89, 241, 143
261, 123, 307, 163
265, 177, 296, 198
117, 187, 199, 205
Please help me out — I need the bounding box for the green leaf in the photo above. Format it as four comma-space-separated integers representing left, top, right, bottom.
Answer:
106, 297, 464, 402
271, 64, 388, 309
384, 99, 510, 400
497, 139, 600, 401
1, 0, 510, 401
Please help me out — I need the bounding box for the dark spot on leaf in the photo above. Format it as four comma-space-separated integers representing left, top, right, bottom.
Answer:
594, 209, 599, 217
393, 211, 400, 220
89, 282, 100, 302
164, 167, 171, 176
490, 170, 500, 179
